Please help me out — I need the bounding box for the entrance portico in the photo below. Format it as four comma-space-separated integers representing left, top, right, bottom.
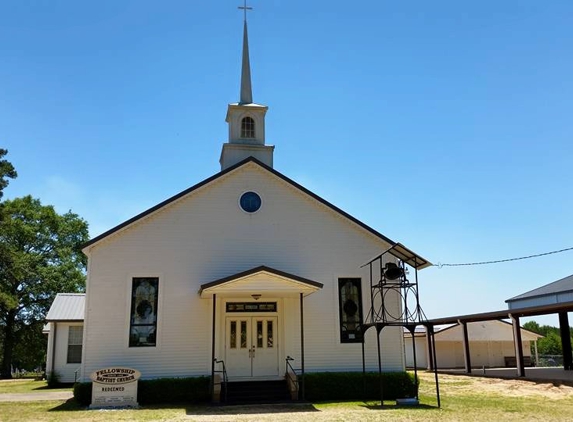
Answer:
199, 266, 323, 387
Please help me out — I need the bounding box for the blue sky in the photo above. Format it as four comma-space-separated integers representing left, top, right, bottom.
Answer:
1, 1, 572, 325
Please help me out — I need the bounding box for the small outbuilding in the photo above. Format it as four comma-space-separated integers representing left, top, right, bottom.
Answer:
45, 293, 85, 383
405, 320, 542, 369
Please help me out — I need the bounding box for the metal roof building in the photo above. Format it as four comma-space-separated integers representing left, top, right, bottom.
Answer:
45, 293, 85, 322
506, 274, 573, 309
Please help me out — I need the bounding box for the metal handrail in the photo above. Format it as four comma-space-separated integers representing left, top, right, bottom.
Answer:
74, 367, 80, 383
213, 358, 228, 403
285, 356, 300, 400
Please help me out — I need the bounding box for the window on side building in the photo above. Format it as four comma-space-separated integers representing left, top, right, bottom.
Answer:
67, 325, 83, 363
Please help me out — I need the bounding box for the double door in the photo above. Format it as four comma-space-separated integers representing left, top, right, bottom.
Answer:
225, 316, 278, 379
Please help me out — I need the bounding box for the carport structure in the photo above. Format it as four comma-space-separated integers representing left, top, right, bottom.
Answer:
426, 300, 573, 377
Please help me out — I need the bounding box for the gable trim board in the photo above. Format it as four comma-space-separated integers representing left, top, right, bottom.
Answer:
200, 265, 323, 298
81, 157, 430, 269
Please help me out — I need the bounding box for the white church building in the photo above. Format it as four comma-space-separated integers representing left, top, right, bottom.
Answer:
46, 16, 430, 390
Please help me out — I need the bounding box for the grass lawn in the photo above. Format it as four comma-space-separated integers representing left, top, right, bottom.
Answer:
0, 373, 572, 421
0, 379, 72, 394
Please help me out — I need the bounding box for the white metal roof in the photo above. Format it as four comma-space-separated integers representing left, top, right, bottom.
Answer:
45, 293, 85, 321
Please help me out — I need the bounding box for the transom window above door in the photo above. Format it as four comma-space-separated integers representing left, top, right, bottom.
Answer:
226, 302, 277, 312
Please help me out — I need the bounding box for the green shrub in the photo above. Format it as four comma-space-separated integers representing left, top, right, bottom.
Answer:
303, 371, 417, 401
46, 371, 60, 388
73, 376, 210, 406
138, 377, 210, 404
73, 382, 92, 406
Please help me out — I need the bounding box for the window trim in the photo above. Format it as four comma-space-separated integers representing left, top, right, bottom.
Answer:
338, 278, 364, 343
66, 325, 83, 364
240, 116, 255, 139
129, 277, 159, 348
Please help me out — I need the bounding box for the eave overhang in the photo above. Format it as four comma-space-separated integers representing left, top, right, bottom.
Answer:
199, 265, 323, 298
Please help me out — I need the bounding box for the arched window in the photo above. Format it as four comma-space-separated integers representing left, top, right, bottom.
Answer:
241, 117, 255, 139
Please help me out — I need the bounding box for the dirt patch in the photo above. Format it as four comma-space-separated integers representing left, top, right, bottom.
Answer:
420, 372, 573, 400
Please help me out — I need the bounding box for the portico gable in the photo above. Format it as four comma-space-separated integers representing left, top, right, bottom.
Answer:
199, 266, 323, 298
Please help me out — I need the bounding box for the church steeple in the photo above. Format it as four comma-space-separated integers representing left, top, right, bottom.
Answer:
220, 2, 274, 171
240, 20, 253, 104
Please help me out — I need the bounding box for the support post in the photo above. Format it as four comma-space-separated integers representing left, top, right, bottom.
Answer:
376, 325, 384, 406
300, 293, 305, 400
534, 340, 539, 367
460, 320, 472, 374
427, 325, 441, 407
361, 334, 366, 401
429, 325, 440, 408
210, 294, 217, 400
409, 327, 419, 400
425, 325, 434, 370
558, 312, 573, 370
510, 314, 525, 377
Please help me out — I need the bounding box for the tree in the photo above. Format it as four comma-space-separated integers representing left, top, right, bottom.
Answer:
523, 320, 541, 335
0, 149, 17, 199
537, 332, 563, 355
523, 320, 573, 357
0, 196, 89, 378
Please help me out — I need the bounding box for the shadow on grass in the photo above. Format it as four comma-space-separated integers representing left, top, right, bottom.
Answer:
185, 403, 320, 416
48, 399, 320, 416
32, 383, 74, 391
360, 402, 439, 411
49, 398, 85, 411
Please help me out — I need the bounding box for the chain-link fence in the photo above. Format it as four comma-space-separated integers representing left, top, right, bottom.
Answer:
537, 354, 563, 367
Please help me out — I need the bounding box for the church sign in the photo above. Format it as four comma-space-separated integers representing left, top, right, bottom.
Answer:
89, 367, 141, 408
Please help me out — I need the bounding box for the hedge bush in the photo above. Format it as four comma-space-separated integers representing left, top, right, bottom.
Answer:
303, 371, 417, 401
73, 376, 210, 406
73, 382, 92, 406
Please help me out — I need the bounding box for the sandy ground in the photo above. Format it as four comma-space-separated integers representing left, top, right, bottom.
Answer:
430, 372, 573, 399
434, 374, 573, 400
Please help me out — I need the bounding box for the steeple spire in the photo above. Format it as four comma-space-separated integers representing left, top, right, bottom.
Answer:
238, 1, 253, 104
221, 1, 273, 171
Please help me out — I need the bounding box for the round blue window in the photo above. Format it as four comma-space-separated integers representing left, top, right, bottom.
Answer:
240, 191, 262, 213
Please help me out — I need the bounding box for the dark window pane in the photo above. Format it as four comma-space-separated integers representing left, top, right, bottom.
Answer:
257, 321, 263, 348
240, 321, 247, 348
267, 321, 273, 348
338, 278, 363, 343
230, 321, 237, 349
241, 117, 255, 138
129, 277, 159, 347
67, 345, 82, 364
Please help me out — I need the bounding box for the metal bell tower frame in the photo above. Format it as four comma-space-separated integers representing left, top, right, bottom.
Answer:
360, 243, 440, 407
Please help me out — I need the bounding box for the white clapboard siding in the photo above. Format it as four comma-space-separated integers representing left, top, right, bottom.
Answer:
81, 162, 408, 381
46, 322, 83, 383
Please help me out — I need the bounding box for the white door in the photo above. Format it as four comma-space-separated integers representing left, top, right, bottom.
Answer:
225, 316, 279, 379
225, 318, 252, 377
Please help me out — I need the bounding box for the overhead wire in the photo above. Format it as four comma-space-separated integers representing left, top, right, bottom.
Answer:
436, 246, 573, 268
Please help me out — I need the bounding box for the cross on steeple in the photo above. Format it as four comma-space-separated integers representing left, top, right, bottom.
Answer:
238, 0, 253, 22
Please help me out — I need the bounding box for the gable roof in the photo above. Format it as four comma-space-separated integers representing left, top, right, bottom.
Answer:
199, 265, 323, 298
45, 293, 85, 322
506, 274, 573, 303
82, 157, 430, 268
